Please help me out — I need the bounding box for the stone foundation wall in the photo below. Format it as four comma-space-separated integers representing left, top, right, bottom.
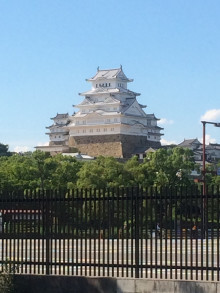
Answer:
69, 135, 161, 158
13, 275, 220, 293
120, 135, 161, 158
69, 135, 123, 157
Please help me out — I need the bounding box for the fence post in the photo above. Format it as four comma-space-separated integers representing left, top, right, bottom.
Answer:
45, 190, 52, 275
135, 187, 140, 278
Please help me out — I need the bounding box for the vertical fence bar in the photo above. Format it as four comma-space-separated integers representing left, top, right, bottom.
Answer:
140, 187, 143, 278
174, 187, 178, 280
53, 189, 57, 275
94, 189, 97, 277
150, 187, 153, 278
195, 186, 199, 280
131, 187, 134, 278
126, 187, 129, 278
205, 186, 209, 281
71, 190, 74, 276
89, 188, 92, 276
84, 189, 88, 276
179, 187, 183, 280
117, 188, 120, 277
154, 187, 158, 279
169, 187, 173, 279
189, 186, 193, 280
145, 188, 148, 279
217, 185, 220, 281
58, 190, 62, 275
20, 190, 24, 274
164, 187, 168, 279
107, 188, 110, 277
211, 185, 214, 281
135, 186, 139, 279
98, 189, 101, 276
102, 189, 106, 277
29, 190, 33, 275
45, 190, 52, 275
76, 189, 79, 276
37, 190, 41, 274
121, 188, 124, 278
9, 191, 12, 274
200, 185, 204, 281
63, 190, 67, 275
112, 188, 115, 277
159, 187, 163, 279
66, 190, 70, 275
80, 189, 83, 276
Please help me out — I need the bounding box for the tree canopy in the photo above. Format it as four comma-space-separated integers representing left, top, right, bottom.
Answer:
0, 143, 11, 157
0, 147, 210, 190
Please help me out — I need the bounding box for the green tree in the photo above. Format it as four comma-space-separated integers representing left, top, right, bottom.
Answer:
139, 147, 197, 187
76, 156, 129, 189
0, 143, 11, 157
49, 154, 82, 189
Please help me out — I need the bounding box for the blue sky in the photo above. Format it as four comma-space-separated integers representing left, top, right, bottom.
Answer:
1, 0, 220, 152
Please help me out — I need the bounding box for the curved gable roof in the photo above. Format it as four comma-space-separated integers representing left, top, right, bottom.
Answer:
87, 67, 133, 82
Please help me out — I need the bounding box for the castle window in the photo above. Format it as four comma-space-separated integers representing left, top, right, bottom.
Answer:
96, 129, 100, 132
106, 119, 110, 123
104, 128, 107, 132
109, 83, 111, 86
89, 129, 93, 133
96, 84, 98, 88
114, 118, 117, 122
105, 83, 107, 87
83, 129, 86, 133
111, 128, 114, 131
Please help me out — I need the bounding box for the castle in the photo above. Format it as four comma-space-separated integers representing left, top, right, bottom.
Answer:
36, 66, 163, 158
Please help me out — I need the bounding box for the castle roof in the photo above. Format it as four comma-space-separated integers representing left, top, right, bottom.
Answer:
86, 66, 133, 82
73, 110, 119, 118
178, 138, 201, 148
51, 113, 69, 120
77, 96, 120, 107
146, 114, 160, 121
79, 87, 140, 96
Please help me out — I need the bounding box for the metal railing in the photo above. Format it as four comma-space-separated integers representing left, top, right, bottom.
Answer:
0, 186, 219, 281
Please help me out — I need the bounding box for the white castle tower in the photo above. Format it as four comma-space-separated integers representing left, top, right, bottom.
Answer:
67, 66, 163, 158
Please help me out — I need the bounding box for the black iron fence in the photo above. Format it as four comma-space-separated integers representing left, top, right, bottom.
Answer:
0, 186, 219, 281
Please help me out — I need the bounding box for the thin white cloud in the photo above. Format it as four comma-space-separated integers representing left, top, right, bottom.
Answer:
13, 146, 30, 153
161, 138, 177, 145
200, 109, 220, 122
37, 142, 49, 146
199, 134, 216, 145
158, 118, 174, 125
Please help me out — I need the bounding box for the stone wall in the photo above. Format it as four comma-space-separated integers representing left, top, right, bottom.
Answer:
13, 275, 220, 293
69, 134, 161, 158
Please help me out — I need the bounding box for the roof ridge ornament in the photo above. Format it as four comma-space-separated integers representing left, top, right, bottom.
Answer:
97, 66, 99, 71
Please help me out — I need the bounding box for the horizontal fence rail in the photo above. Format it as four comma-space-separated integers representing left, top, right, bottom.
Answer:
0, 186, 219, 281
